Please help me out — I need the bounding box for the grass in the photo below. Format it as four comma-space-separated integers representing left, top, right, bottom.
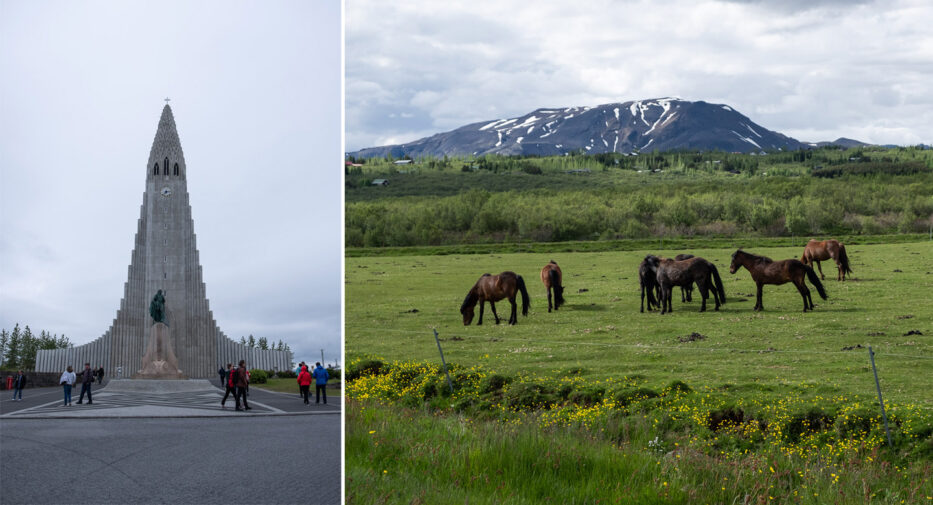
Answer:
346, 240, 933, 503
346, 241, 933, 408
252, 377, 342, 394
347, 400, 932, 504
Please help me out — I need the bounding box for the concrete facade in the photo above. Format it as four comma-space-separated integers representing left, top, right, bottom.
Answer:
36, 106, 291, 378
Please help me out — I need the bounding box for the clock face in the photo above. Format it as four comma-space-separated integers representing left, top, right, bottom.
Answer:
160, 187, 172, 197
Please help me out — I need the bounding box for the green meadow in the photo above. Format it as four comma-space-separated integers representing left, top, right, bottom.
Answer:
346, 242, 932, 407
346, 241, 933, 504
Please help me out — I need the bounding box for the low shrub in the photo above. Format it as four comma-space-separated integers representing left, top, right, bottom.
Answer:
481, 374, 511, 393
347, 359, 387, 381
707, 406, 745, 432
784, 407, 835, 444
248, 369, 268, 384
665, 380, 693, 395
614, 387, 659, 407
277, 370, 297, 379
504, 383, 556, 410
569, 387, 606, 406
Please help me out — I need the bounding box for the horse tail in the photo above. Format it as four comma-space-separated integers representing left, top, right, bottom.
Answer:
548, 268, 564, 309
710, 262, 726, 304
805, 265, 828, 299
516, 275, 530, 316
838, 245, 853, 275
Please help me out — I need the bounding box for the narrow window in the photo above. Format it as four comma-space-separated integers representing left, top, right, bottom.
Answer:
153, 163, 159, 175
173, 163, 179, 176
164, 157, 169, 175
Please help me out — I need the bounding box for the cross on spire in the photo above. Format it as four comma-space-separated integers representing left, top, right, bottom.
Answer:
164, 97, 171, 104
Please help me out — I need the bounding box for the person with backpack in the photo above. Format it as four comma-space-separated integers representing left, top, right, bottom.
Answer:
96, 367, 105, 385
11, 370, 26, 401
297, 364, 312, 405
312, 362, 328, 405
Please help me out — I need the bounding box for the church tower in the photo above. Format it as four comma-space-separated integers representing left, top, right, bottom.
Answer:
36, 105, 291, 378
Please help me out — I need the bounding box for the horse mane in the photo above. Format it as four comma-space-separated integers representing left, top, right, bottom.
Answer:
736, 249, 773, 264
460, 287, 479, 313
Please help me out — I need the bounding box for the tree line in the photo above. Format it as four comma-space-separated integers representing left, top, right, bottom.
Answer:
238, 334, 291, 353
0, 324, 72, 371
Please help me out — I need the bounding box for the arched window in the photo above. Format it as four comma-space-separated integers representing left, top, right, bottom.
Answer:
164, 157, 169, 175
153, 163, 159, 175
173, 163, 179, 176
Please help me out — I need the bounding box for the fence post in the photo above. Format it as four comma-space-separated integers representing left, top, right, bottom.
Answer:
433, 329, 455, 394
868, 346, 893, 448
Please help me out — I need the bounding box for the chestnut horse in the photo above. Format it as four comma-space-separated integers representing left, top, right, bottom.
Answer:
540, 260, 565, 312
800, 239, 852, 281
730, 250, 827, 312
656, 256, 725, 313
639, 255, 661, 312
461, 271, 530, 325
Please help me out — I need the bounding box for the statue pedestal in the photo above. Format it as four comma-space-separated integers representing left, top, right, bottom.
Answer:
134, 322, 186, 379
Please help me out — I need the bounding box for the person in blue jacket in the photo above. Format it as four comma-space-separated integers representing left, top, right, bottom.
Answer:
312, 362, 328, 405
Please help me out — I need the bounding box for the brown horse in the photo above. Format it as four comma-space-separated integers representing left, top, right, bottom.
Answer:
639, 255, 661, 312
540, 260, 565, 312
730, 250, 827, 312
674, 254, 695, 302
800, 239, 852, 281
656, 256, 726, 313
461, 271, 530, 325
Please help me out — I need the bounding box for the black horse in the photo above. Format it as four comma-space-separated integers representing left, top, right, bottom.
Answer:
656, 256, 726, 313
639, 255, 661, 312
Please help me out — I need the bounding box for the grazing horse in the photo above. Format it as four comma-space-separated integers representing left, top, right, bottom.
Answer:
639, 255, 661, 312
461, 271, 530, 325
800, 239, 853, 281
674, 254, 695, 302
656, 256, 726, 314
730, 250, 827, 312
540, 260, 565, 312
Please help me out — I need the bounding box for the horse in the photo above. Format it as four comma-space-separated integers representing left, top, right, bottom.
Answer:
800, 239, 852, 281
461, 271, 530, 325
540, 260, 565, 312
674, 254, 695, 302
730, 249, 827, 312
656, 256, 725, 313
638, 255, 661, 312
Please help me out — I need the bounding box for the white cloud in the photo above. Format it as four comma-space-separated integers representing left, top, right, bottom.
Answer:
346, 0, 933, 149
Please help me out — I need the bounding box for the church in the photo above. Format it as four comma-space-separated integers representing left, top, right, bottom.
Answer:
35, 105, 292, 378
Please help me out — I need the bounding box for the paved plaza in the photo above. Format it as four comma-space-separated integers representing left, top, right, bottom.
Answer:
0, 383, 341, 504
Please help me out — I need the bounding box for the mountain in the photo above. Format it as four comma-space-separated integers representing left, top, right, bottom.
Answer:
809, 137, 870, 148
349, 98, 808, 158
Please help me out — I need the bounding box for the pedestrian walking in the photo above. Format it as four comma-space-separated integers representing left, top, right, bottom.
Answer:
76, 363, 94, 404
97, 367, 104, 385
295, 361, 305, 397
297, 365, 312, 405
218, 365, 227, 388
234, 360, 251, 411
313, 362, 328, 405
221, 363, 236, 408
11, 370, 26, 401
60, 366, 76, 406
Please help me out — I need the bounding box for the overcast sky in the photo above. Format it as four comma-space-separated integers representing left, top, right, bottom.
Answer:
0, 1, 341, 366
346, 0, 933, 151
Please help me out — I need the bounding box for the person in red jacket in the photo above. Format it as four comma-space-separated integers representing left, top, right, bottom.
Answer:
297, 365, 312, 405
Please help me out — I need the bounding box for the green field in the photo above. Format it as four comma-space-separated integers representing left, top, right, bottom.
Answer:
346, 241, 933, 504
347, 242, 932, 407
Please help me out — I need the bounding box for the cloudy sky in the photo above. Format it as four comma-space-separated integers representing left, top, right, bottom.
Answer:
346, 0, 933, 151
0, 1, 341, 366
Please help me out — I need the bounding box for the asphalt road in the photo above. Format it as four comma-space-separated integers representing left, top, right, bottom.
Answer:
0, 415, 340, 504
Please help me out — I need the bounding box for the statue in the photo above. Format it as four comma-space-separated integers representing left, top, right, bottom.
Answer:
149, 290, 166, 324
